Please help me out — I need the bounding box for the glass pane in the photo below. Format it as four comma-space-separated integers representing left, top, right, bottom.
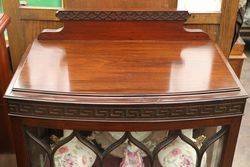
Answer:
24, 127, 227, 167
25, 127, 52, 167
177, 0, 222, 13
204, 135, 224, 167
26, 136, 50, 167
20, 0, 62, 8
196, 126, 225, 167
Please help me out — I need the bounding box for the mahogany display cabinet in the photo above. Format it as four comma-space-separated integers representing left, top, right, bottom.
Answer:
4, 11, 248, 167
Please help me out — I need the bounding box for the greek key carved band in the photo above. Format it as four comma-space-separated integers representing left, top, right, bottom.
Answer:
56, 11, 190, 21
7, 99, 245, 120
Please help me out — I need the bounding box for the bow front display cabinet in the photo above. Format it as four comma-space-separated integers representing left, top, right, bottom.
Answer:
4, 11, 248, 167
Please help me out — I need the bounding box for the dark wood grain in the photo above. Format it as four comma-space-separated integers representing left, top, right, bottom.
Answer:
10, 117, 29, 166
220, 116, 242, 167
0, 14, 12, 97
0, 14, 13, 153
38, 10, 208, 41
11, 40, 239, 95
38, 21, 209, 40
11, 115, 239, 134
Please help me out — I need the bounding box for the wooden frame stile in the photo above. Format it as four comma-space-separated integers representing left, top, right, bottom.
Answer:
3, 0, 25, 70
218, 0, 240, 57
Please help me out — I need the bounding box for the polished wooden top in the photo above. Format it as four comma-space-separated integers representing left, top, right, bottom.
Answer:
5, 11, 247, 105
13, 39, 238, 96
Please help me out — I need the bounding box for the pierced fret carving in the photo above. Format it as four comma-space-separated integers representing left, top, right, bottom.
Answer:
56, 11, 190, 21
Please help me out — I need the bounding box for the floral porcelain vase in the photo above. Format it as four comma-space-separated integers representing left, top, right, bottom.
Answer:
54, 130, 206, 167
118, 130, 206, 167
54, 137, 96, 167
120, 144, 144, 167
158, 130, 207, 167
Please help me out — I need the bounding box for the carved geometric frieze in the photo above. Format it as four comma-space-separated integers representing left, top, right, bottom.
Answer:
7, 99, 245, 120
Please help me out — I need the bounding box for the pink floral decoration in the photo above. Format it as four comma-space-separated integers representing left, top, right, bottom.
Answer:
180, 154, 193, 167
170, 148, 181, 157
58, 146, 69, 154
120, 149, 144, 167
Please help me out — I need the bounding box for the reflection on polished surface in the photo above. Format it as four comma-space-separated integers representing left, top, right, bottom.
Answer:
169, 45, 214, 92
16, 44, 70, 92
14, 38, 237, 94
14, 39, 238, 95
